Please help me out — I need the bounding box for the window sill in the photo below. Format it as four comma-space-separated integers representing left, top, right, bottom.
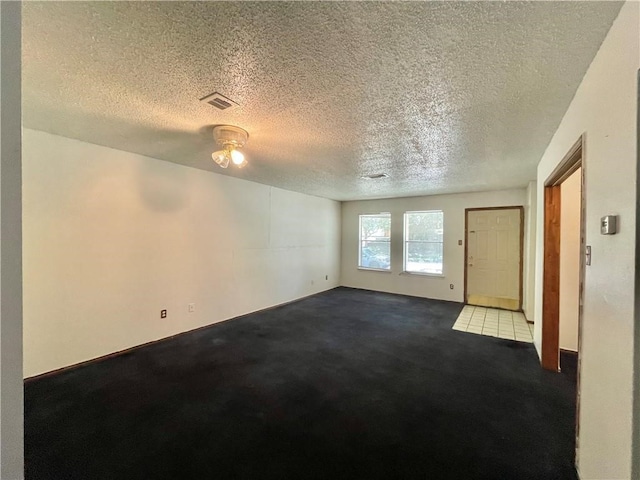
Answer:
400, 271, 445, 278
358, 267, 392, 273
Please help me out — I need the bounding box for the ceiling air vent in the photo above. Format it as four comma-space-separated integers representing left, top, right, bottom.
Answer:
199, 92, 239, 111
361, 173, 389, 179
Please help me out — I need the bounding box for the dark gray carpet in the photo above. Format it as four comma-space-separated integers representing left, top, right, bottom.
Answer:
25, 287, 578, 480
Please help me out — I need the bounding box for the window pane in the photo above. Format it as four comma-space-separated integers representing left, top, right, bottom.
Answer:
360, 215, 390, 240
407, 212, 443, 242
405, 242, 443, 274
359, 214, 391, 270
360, 241, 390, 269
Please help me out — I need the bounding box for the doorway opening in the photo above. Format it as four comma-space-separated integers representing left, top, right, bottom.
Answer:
559, 167, 581, 376
541, 136, 585, 373
541, 134, 585, 471
464, 206, 524, 311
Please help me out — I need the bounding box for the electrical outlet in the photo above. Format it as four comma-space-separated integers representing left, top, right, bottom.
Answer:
458, 240, 463, 246
450, 284, 454, 290
188, 303, 195, 313
160, 309, 167, 318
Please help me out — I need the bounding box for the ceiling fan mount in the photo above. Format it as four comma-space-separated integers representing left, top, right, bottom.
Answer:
212, 125, 248, 149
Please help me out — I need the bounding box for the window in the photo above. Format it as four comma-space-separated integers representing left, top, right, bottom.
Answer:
359, 213, 391, 270
404, 211, 444, 274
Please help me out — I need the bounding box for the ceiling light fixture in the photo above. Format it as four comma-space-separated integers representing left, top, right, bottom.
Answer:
211, 125, 249, 169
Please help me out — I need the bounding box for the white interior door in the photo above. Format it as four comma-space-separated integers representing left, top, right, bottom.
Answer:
466, 208, 522, 310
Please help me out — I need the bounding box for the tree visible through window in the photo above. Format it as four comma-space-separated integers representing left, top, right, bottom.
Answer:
359, 214, 391, 270
404, 211, 443, 274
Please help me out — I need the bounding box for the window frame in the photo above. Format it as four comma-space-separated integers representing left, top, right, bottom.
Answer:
403, 210, 444, 276
358, 213, 392, 271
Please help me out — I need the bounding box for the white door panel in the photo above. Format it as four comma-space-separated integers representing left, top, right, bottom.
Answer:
467, 208, 521, 310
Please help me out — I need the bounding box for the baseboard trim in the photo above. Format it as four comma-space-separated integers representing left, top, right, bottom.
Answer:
24, 287, 338, 382
340, 285, 464, 306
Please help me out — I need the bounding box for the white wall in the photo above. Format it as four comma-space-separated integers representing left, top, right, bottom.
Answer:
22, 129, 342, 378
341, 189, 526, 302
533, 3, 639, 478
0, 2, 24, 478
524, 180, 537, 321
559, 168, 581, 352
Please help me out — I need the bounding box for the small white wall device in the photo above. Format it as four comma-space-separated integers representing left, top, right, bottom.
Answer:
600, 215, 618, 235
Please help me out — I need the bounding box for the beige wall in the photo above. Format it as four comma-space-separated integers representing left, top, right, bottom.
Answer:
533, 2, 639, 478
559, 168, 581, 352
22, 129, 342, 377
341, 189, 526, 302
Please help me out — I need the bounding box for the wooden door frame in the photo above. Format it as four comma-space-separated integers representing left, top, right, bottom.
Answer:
541, 135, 585, 372
464, 206, 525, 311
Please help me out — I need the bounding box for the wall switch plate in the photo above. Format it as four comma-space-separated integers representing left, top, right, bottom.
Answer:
188, 303, 195, 313
450, 284, 454, 289
458, 240, 463, 246
600, 215, 618, 234
160, 309, 167, 318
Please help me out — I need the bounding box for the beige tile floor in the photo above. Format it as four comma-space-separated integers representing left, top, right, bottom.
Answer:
452, 305, 534, 343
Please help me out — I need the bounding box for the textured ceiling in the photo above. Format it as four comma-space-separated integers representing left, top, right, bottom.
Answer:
22, 1, 622, 201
